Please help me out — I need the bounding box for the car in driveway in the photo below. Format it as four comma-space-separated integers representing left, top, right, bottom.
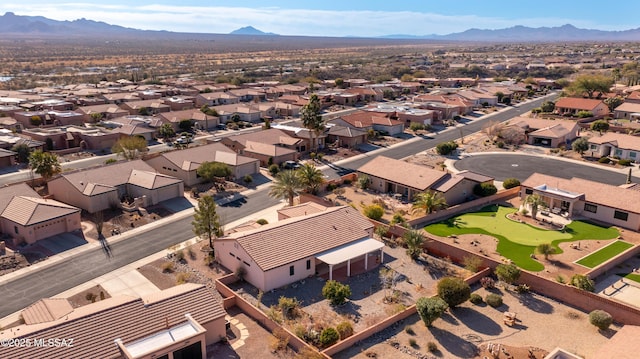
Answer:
175, 136, 193, 145
282, 160, 301, 170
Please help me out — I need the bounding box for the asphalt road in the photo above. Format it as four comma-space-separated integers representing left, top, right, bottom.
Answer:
0, 188, 279, 318
0, 94, 556, 317
454, 153, 640, 185
322, 93, 558, 175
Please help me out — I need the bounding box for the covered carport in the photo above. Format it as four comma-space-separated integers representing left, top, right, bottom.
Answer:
316, 237, 385, 281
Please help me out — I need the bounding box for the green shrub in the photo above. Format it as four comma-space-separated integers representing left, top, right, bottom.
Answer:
408, 338, 417, 347
570, 274, 595, 292
618, 159, 632, 166
473, 183, 498, 197
243, 174, 253, 184
319, 327, 339, 347
436, 141, 458, 155
409, 123, 425, 132
437, 277, 471, 307
495, 263, 521, 285
598, 157, 611, 164
256, 218, 269, 225
469, 293, 483, 304
322, 280, 352, 306
268, 164, 280, 175
174, 249, 185, 262
362, 204, 384, 220
342, 179, 352, 185
462, 255, 483, 273
336, 321, 354, 339
480, 277, 495, 289
502, 178, 521, 189
496, 141, 505, 149
577, 111, 593, 118
485, 293, 503, 308
589, 309, 613, 330
326, 183, 338, 191
175, 272, 191, 284
427, 342, 438, 352
105, 158, 117, 165
416, 296, 448, 327
404, 326, 415, 335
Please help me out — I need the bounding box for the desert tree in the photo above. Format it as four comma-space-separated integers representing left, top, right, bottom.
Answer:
571, 137, 589, 156
524, 193, 546, 220
192, 195, 224, 250
297, 163, 324, 194
300, 94, 324, 152
112, 136, 148, 160
28, 150, 61, 183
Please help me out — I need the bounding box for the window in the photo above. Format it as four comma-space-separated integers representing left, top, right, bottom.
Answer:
615, 149, 623, 157
590, 144, 597, 150
14, 226, 18, 234
525, 188, 533, 195
289, 265, 295, 276
229, 253, 235, 258
306, 259, 311, 270
584, 203, 597, 213
631, 152, 637, 159
614, 210, 629, 221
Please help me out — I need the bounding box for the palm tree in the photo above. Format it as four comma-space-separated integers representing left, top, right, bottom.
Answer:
411, 191, 447, 215
297, 163, 324, 194
269, 170, 303, 206
403, 229, 425, 260
536, 243, 556, 260
301, 94, 324, 152
524, 193, 546, 220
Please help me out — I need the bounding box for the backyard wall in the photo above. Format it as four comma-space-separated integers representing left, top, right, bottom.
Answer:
423, 236, 640, 326
215, 274, 331, 359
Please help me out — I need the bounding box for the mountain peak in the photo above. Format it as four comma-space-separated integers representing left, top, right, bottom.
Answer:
229, 26, 276, 36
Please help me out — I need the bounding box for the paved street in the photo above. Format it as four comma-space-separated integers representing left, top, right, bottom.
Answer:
455, 152, 640, 185
0, 188, 279, 318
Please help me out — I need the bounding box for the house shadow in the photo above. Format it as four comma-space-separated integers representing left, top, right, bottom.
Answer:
449, 307, 503, 335
428, 326, 479, 358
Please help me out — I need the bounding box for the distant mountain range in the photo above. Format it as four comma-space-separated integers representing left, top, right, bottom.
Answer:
0, 12, 639, 42
383, 24, 640, 42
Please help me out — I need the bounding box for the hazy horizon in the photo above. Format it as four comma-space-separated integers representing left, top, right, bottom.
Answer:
0, 1, 637, 37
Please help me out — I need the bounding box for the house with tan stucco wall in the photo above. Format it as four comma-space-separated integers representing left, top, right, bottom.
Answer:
48, 160, 183, 213
215, 205, 383, 291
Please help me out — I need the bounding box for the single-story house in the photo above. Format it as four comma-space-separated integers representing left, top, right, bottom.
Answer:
326, 124, 368, 149
195, 92, 240, 107
555, 97, 609, 117
146, 142, 260, 185
510, 117, 580, 147
48, 160, 184, 213
120, 99, 171, 116
212, 104, 262, 123
588, 132, 640, 161
77, 104, 129, 122
220, 129, 301, 166
613, 102, 640, 120
0, 183, 81, 245
271, 122, 327, 152
521, 173, 640, 231
215, 205, 383, 291
0, 284, 226, 359
357, 155, 494, 205
332, 111, 405, 136
158, 109, 219, 131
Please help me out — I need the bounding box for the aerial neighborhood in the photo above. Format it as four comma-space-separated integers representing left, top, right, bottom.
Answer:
4, 12, 640, 359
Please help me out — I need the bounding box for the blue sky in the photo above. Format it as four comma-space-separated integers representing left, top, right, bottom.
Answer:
1, 1, 638, 37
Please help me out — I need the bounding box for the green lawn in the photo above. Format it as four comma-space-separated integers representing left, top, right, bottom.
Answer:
425, 205, 620, 271
576, 241, 634, 268
617, 273, 640, 284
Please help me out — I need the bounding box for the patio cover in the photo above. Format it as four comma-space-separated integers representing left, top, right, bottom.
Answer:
316, 237, 384, 265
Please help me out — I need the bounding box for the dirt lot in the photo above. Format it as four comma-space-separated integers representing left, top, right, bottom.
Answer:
334, 285, 620, 359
